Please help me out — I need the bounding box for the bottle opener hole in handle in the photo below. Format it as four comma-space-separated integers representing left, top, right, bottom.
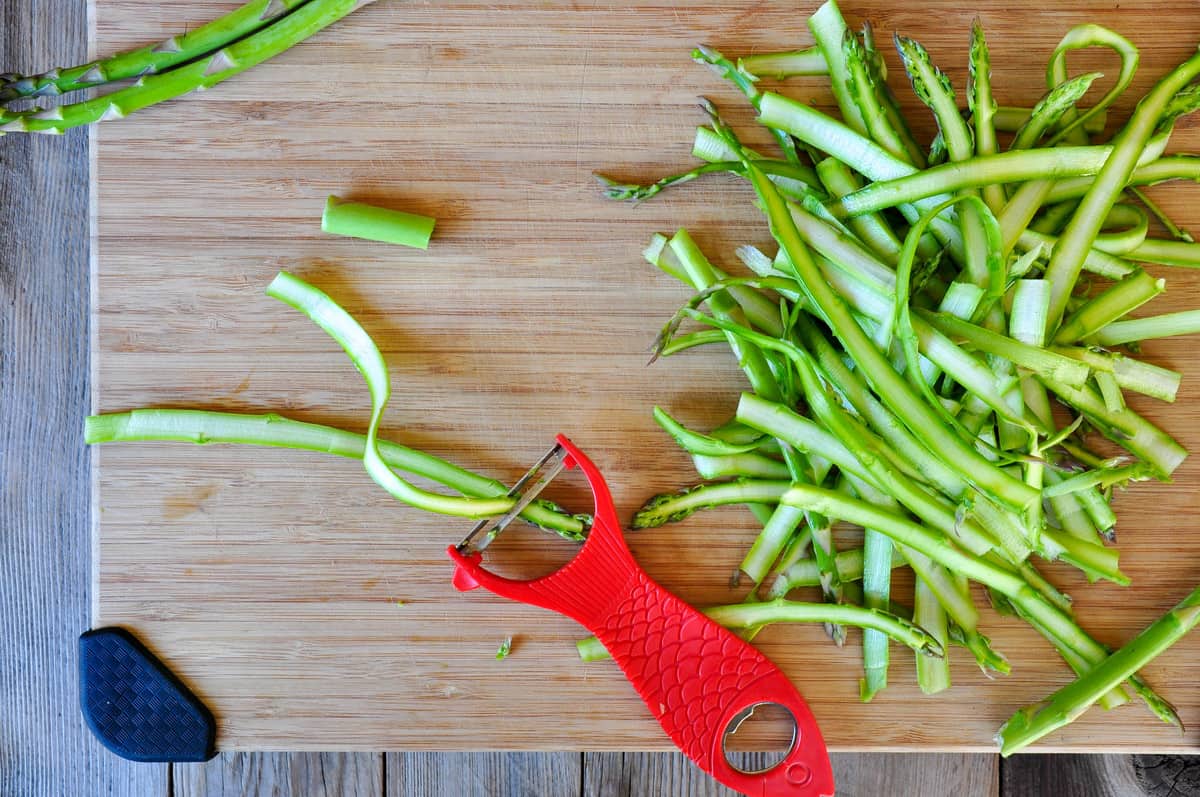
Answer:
447, 434, 835, 797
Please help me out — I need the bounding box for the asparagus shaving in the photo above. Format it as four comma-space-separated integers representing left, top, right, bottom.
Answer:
652, 406, 765, 456
1043, 155, 1200, 205
1127, 238, 1200, 269
830, 144, 1148, 218
808, 0, 869, 135
632, 480, 791, 528
692, 45, 803, 166
1093, 309, 1200, 346
266, 272, 512, 518
843, 30, 912, 166
1055, 268, 1165, 344
915, 578, 952, 694
993, 106, 1107, 134
1040, 50, 1200, 325
1129, 185, 1194, 243
895, 34, 996, 289
771, 547, 906, 594
1043, 24, 1140, 146
968, 20, 1003, 212
738, 47, 828, 79
84, 409, 586, 537
575, 598, 946, 663
741, 505, 806, 587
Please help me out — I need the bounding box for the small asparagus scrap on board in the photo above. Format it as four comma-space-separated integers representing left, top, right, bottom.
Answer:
322, 196, 437, 249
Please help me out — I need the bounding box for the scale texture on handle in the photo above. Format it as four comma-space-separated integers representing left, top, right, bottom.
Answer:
592, 567, 834, 797
449, 435, 834, 797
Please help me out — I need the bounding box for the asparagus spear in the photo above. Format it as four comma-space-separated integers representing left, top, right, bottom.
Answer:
1, 0, 313, 103
1, 0, 373, 135
999, 584, 1200, 755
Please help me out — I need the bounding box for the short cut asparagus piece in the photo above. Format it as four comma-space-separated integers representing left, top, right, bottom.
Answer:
322, 196, 437, 249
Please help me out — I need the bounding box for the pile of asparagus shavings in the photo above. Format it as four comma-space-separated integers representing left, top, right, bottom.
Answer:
0, 0, 375, 135
596, 0, 1200, 754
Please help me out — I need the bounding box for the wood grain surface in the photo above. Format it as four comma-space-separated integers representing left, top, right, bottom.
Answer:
4, 0, 1196, 793
89, 0, 1200, 755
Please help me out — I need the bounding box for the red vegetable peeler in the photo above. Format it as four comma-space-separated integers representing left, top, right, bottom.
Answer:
448, 434, 835, 797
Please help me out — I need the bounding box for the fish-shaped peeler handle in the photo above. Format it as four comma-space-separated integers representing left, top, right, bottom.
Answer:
448, 434, 834, 797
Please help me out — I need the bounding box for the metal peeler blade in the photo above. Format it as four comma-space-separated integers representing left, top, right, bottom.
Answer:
454, 443, 574, 555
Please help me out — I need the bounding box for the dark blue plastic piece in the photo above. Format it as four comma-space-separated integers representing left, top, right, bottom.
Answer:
79, 627, 217, 762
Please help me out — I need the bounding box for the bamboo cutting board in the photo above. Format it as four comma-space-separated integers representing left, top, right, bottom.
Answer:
92, 0, 1200, 752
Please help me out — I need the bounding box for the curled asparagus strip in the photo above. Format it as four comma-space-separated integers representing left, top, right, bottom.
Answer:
998, 583, 1200, 755
84, 409, 587, 537
1043, 24, 1140, 146
266, 271, 511, 519
1, 0, 371, 135
0, 0, 312, 103
575, 598, 946, 662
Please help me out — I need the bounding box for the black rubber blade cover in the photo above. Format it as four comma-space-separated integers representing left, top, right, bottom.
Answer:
79, 627, 217, 762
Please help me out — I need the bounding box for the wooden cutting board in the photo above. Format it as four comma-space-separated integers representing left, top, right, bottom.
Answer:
93, 0, 1200, 752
